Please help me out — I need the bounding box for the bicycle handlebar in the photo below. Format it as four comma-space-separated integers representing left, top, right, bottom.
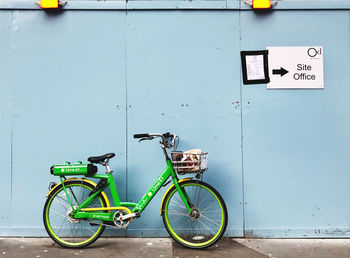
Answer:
133, 133, 149, 139
133, 132, 177, 149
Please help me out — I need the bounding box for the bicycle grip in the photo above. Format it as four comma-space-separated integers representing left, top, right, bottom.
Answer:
133, 133, 149, 139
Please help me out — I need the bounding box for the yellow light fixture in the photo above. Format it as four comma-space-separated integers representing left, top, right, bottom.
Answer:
252, 0, 271, 9
40, 0, 59, 8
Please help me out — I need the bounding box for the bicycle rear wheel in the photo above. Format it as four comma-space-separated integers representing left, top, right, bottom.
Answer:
43, 180, 107, 248
162, 180, 227, 249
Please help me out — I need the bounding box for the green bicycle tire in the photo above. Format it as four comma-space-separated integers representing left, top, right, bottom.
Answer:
162, 180, 228, 249
43, 180, 107, 248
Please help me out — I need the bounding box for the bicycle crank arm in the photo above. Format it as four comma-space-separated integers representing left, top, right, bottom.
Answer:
120, 213, 139, 221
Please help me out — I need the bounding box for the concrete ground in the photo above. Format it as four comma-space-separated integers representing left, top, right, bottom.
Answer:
1, 238, 350, 258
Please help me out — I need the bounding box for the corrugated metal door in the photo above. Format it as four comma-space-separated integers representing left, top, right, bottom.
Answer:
126, 11, 244, 237
0, 10, 128, 235
241, 9, 350, 237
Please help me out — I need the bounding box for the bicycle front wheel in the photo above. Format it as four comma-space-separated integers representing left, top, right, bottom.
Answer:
162, 180, 227, 249
43, 179, 107, 248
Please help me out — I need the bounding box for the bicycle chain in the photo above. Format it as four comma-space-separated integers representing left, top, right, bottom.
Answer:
88, 219, 129, 229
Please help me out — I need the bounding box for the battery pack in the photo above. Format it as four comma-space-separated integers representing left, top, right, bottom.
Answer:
50, 163, 98, 176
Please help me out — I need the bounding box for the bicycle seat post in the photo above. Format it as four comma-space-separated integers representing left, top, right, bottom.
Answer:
101, 159, 113, 174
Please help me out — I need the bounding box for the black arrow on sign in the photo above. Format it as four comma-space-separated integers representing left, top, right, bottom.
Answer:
272, 67, 289, 77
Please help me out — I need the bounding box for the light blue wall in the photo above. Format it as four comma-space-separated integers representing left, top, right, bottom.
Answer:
0, 1, 350, 238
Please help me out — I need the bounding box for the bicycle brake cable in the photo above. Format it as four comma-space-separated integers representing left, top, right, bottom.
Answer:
139, 136, 156, 143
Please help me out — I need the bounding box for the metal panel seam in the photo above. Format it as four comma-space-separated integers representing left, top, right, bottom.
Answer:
9, 10, 15, 207
238, 7, 246, 237
10, 129, 13, 204
125, 9, 129, 207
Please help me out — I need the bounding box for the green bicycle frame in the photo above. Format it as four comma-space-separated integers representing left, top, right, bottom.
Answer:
61, 159, 192, 222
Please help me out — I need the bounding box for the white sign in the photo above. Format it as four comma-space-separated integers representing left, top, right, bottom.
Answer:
267, 46, 324, 89
246, 55, 265, 81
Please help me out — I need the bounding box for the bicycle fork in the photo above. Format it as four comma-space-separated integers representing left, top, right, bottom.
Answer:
172, 179, 193, 214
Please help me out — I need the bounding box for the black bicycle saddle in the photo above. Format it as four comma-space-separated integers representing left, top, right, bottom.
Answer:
88, 153, 115, 163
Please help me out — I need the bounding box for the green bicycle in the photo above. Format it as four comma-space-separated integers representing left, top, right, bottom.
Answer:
43, 133, 227, 249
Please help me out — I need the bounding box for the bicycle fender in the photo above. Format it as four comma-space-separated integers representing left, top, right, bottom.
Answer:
45, 178, 110, 208
160, 177, 192, 216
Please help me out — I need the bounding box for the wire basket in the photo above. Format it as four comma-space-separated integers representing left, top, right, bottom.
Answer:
171, 150, 208, 175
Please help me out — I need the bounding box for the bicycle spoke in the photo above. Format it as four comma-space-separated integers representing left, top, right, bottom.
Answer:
197, 219, 216, 236
170, 214, 187, 224
167, 208, 189, 217
201, 210, 222, 213
69, 223, 74, 238
200, 214, 222, 227
171, 198, 188, 209
200, 201, 217, 212
50, 209, 66, 219
55, 196, 71, 208
195, 185, 202, 207
195, 219, 202, 236
86, 226, 96, 235
197, 194, 212, 209
56, 218, 68, 236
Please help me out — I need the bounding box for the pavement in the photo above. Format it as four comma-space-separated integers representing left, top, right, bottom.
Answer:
1, 238, 350, 258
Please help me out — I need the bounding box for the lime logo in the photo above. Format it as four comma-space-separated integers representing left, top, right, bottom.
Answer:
67, 168, 79, 172
148, 192, 152, 197
93, 215, 109, 219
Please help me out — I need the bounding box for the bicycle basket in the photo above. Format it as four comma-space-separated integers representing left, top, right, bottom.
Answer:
171, 149, 208, 175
